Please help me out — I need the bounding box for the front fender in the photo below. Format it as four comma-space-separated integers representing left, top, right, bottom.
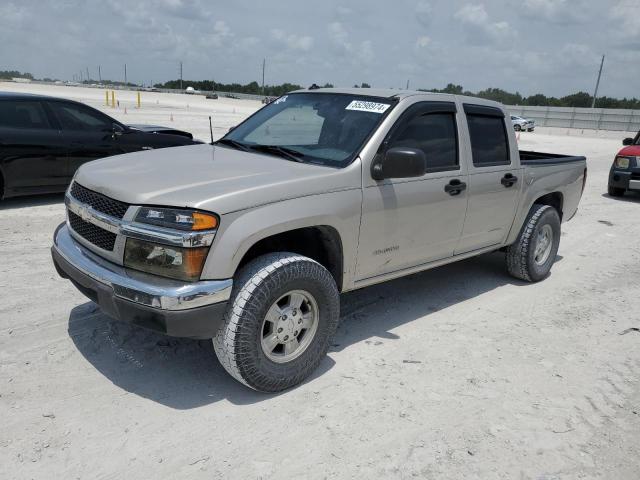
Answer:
200, 189, 363, 289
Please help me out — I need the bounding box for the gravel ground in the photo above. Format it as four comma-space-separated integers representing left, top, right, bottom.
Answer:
1, 84, 640, 479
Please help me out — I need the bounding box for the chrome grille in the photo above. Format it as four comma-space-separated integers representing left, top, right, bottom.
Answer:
70, 182, 129, 220
68, 210, 117, 251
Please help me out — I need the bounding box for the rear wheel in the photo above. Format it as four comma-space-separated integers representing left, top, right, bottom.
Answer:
608, 185, 625, 197
514, 124, 522, 131
213, 252, 340, 392
506, 204, 561, 282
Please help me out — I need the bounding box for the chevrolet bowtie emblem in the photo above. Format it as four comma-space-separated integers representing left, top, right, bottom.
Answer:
79, 205, 92, 222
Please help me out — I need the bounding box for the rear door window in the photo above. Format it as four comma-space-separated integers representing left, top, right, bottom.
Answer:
465, 106, 510, 167
49, 102, 112, 132
0, 100, 52, 129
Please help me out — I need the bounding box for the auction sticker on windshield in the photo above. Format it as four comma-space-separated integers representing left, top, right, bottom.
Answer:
345, 100, 391, 113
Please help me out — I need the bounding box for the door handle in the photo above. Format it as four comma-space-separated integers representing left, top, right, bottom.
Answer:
501, 173, 518, 187
444, 179, 467, 196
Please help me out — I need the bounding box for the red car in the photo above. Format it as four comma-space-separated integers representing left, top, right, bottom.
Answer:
608, 132, 640, 197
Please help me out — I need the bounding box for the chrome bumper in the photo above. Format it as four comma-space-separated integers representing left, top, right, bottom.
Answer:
53, 223, 232, 311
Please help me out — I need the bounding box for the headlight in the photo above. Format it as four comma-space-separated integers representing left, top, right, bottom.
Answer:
124, 238, 208, 281
614, 156, 631, 169
135, 207, 218, 231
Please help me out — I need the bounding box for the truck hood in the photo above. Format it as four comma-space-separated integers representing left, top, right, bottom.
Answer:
619, 145, 640, 156
73, 144, 360, 214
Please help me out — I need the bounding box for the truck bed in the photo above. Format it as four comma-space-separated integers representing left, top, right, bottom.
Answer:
519, 150, 586, 166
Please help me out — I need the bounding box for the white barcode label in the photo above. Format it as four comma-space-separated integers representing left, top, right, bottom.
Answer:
345, 100, 391, 113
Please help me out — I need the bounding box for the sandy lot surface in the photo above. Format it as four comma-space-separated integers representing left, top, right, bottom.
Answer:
1, 84, 640, 479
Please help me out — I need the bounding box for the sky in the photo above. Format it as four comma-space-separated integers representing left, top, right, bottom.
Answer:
1, 0, 639, 98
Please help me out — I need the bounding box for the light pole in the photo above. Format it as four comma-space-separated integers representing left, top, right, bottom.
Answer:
591, 55, 605, 108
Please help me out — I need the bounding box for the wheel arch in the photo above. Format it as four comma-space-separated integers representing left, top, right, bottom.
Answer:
235, 225, 344, 291
534, 191, 564, 219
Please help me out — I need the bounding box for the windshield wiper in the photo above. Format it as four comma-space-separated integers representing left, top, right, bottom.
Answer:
214, 138, 250, 151
247, 144, 305, 162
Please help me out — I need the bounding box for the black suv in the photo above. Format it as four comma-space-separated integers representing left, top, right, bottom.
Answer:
0, 92, 200, 199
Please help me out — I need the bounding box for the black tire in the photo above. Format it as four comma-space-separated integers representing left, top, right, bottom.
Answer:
608, 185, 625, 197
213, 252, 340, 392
506, 204, 561, 282
514, 124, 522, 131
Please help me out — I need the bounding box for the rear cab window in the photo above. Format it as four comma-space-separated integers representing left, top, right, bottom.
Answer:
0, 100, 52, 129
464, 104, 510, 167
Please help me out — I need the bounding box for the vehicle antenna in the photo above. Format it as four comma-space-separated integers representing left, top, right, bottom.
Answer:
209, 116, 214, 145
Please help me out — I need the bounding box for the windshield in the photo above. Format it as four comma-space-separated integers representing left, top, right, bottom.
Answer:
221, 93, 396, 167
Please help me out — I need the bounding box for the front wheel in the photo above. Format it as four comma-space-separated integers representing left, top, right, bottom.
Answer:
514, 124, 522, 131
506, 204, 561, 282
213, 252, 340, 392
608, 185, 625, 197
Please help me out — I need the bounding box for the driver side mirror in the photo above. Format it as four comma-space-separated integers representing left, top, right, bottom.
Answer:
111, 123, 125, 138
623, 137, 634, 146
371, 147, 427, 181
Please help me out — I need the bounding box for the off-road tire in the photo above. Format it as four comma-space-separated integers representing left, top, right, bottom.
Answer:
506, 204, 561, 282
213, 252, 340, 392
608, 185, 625, 197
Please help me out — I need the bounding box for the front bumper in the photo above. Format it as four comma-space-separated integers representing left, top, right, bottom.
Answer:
609, 168, 640, 191
52, 223, 232, 339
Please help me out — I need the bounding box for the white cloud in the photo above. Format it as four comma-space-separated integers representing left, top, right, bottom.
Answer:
327, 22, 374, 66
522, 0, 592, 24
271, 29, 314, 51
415, 1, 433, 26
454, 4, 514, 44
415, 36, 431, 48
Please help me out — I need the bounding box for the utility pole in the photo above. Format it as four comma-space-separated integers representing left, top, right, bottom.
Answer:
124, 63, 127, 85
86, 67, 90, 82
262, 58, 266, 96
406, 79, 410, 90
180, 61, 183, 90
591, 54, 605, 108
98, 65, 101, 83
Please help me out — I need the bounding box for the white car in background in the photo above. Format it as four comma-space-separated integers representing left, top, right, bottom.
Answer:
511, 115, 535, 132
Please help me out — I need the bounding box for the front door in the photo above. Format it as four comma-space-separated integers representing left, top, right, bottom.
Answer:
455, 104, 522, 254
356, 101, 469, 280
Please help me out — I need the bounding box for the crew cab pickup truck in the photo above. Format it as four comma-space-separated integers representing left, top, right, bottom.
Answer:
51, 88, 587, 392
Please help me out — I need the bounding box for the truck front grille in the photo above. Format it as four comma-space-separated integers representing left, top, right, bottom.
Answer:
70, 182, 129, 220
68, 210, 117, 251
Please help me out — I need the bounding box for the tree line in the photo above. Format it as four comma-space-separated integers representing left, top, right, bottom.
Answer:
421, 83, 640, 109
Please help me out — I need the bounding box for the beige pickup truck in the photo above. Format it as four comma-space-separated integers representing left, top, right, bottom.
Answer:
52, 88, 587, 392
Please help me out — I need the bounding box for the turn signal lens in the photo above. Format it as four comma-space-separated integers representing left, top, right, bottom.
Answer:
192, 212, 218, 230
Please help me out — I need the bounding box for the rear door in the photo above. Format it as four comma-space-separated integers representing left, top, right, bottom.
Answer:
455, 104, 522, 254
46, 100, 118, 176
0, 99, 68, 192
357, 101, 469, 279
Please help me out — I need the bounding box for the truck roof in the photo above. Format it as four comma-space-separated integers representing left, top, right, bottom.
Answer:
290, 87, 504, 109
